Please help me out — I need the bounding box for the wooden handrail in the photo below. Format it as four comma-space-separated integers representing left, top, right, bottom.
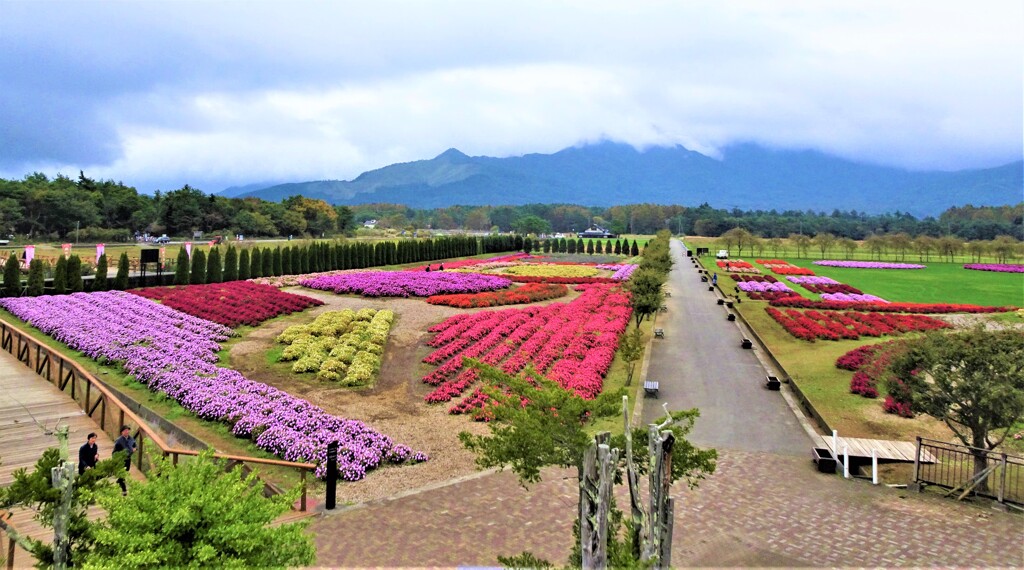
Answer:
0, 317, 316, 511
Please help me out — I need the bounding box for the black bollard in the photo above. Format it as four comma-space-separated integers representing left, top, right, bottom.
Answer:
326, 441, 338, 510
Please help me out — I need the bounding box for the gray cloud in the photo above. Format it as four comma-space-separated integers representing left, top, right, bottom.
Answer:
0, 0, 1020, 192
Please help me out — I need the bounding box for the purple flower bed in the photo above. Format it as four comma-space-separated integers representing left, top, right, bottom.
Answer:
596, 264, 638, 280
737, 281, 794, 293
0, 291, 426, 480
787, 276, 840, 285
820, 292, 889, 303
813, 260, 925, 270
300, 271, 512, 297
964, 263, 1024, 273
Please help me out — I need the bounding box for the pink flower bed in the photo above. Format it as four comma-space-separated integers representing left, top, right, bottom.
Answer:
814, 260, 925, 270
737, 281, 794, 293
821, 292, 888, 303
300, 271, 512, 297
765, 307, 950, 341
421, 284, 631, 416
716, 260, 760, 274
964, 263, 1024, 273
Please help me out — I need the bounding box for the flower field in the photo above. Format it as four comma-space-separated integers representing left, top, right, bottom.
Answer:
768, 297, 1015, 314
0, 292, 425, 480
596, 264, 638, 280
765, 307, 950, 341
405, 253, 530, 272
500, 264, 600, 278
132, 281, 323, 327
420, 284, 631, 415
277, 309, 394, 386
964, 263, 1024, 273
736, 281, 795, 294
300, 271, 512, 297
716, 260, 759, 273
814, 260, 925, 270
757, 259, 815, 276
426, 282, 568, 308
835, 342, 914, 416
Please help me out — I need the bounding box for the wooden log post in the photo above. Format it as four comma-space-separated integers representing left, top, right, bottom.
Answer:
622, 396, 647, 560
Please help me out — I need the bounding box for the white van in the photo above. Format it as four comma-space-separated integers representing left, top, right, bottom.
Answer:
716, 250, 729, 259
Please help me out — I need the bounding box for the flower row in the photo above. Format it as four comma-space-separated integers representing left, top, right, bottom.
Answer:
300, 271, 512, 297
729, 274, 779, 283
736, 281, 794, 293
768, 297, 1015, 314
963, 263, 1024, 273
426, 282, 568, 308
131, 281, 323, 327
596, 264, 638, 280
405, 253, 531, 272
716, 260, 760, 273
499, 264, 600, 278
820, 292, 888, 303
765, 307, 950, 341
814, 260, 925, 270
502, 275, 620, 284
421, 284, 632, 413
834, 342, 914, 416
0, 292, 425, 480
758, 260, 816, 276
277, 309, 393, 386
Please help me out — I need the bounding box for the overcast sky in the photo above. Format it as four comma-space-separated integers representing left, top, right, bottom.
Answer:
1, 0, 1021, 193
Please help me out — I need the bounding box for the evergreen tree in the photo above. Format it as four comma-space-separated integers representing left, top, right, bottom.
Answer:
309, 244, 320, 273
238, 249, 251, 280
281, 246, 292, 275
113, 252, 130, 290
52, 256, 67, 294
174, 247, 190, 285
300, 247, 310, 273
223, 246, 238, 282
631, 240, 640, 256
3, 253, 21, 297
93, 254, 108, 291
567, 239, 577, 254
586, 239, 595, 255
262, 247, 273, 276
206, 247, 223, 283
189, 249, 207, 284
594, 240, 603, 255
614, 240, 622, 255
66, 255, 83, 292
250, 247, 262, 278
576, 238, 585, 253
272, 247, 283, 276
26, 259, 45, 296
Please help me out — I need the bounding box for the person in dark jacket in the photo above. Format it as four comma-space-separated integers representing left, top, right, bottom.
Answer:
78, 432, 98, 475
113, 426, 136, 495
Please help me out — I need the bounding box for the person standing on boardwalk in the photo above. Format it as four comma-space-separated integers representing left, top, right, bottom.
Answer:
78, 432, 99, 475
113, 426, 137, 495
712, 272, 718, 286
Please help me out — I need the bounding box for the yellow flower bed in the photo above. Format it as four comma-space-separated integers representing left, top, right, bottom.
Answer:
500, 264, 599, 278
276, 309, 394, 386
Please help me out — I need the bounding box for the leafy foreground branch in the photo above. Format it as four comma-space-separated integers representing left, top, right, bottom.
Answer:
458, 361, 717, 568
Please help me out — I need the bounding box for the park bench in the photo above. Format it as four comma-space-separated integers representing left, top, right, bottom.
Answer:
654, 328, 664, 338
765, 375, 781, 390
727, 314, 736, 321
659, 305, 668, 313
643, 380, 660, 398
741, 338, 753, 349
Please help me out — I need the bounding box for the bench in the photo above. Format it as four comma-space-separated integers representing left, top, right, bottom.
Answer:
741, 338, 753, 349
765, 375, 781, 390
643, 380, 660, 398
654, 328, 664, 338
727, 314, 736, 321
659, 305, 668, 313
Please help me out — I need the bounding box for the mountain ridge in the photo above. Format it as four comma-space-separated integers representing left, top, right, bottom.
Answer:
231, 142, 1023, 216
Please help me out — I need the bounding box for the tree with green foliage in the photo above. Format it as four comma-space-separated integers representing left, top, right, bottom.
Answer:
567, 238, 577, 254
66, 255, 83, 293
281, 246, 292, 275
0, 447, 124, 568
93, 254, 108, 291
85, 451, 316, 569
189, 249, 207, 284
26, 259, 45, 296
630, 240, 639, 256
238, 249, 251, 280
888, 327, 1024, 492
52, 256, 68, 294
619, 325, 644, 387
249, 247, 263, 278
587, 239, 595, 255
576, 238, 585, 253
223, 246, 238, 282
174, 247, 190, 285
614, 239, 622, 255
272, 247, 283, 276
3, 253, 20, 297
113, 253, 130, 290
626, 268, 664, 327
206, 247, 223, 283
262, 247, 273, 276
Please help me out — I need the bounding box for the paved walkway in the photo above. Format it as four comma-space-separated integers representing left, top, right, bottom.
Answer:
641, 240, 810, 454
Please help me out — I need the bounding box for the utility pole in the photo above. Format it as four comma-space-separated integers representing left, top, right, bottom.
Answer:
75, 221, 80, 245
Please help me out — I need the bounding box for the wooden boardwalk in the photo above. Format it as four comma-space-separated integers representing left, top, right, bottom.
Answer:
0, 348, 118, 567
816, 434, 936, 464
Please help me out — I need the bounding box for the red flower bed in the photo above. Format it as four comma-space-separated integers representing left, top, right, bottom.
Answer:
769, 298, 1015, 314
758, 259, 815, 276
834, 341, 915, 414
765, 307, 950, 342
131, 281, 323, 327
426, 283, 569, 308
504, 275, 619, 285
421, 284, 631, 415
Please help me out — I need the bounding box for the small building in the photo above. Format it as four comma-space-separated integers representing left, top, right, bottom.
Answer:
362, 219, 378, 229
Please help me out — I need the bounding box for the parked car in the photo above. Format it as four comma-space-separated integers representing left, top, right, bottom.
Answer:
154, 235, 171, 244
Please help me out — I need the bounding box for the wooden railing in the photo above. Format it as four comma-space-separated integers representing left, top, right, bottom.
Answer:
0, 317, 317, 512
913, 437, 1024, 508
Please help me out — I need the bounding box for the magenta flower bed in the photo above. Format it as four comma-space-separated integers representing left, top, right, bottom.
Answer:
821, 292, 888, 303
300, 271, 512, 297
814, 260, 925, 270
964, 263, 1024, 273
596, 264, 638, 280
421, 284, 631, 417
0, 292, 426, 480
787, 276, 839, 285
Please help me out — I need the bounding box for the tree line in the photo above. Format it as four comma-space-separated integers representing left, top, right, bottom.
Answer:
1, 172, 1020, 242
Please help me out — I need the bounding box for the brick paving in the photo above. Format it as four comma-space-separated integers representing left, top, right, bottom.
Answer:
310, 448, 1024, 567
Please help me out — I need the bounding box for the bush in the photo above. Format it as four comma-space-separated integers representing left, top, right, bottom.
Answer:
53, 256, 67, 294
26, 259, 45, 296
190, 249, 207, 284
3, 253, 20, 297
276, 309, 393, 386
93, 253, 108, 291
113, 252, 130, 290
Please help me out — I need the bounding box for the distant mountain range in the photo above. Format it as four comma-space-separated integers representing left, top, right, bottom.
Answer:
224, 142, 1023, 216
